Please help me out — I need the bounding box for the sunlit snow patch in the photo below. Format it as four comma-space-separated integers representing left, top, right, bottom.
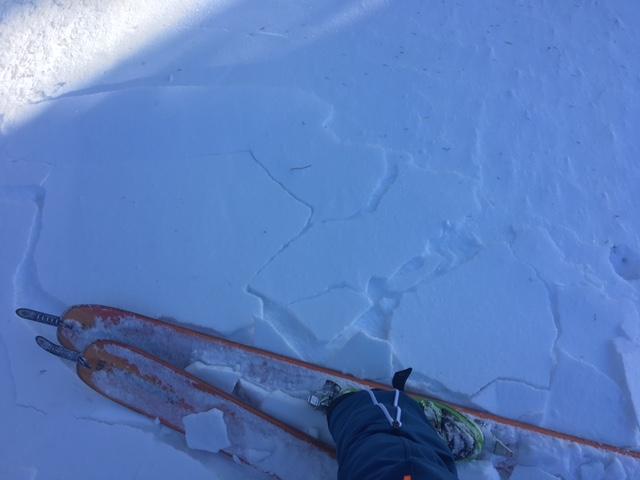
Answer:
0, 0, 230, 131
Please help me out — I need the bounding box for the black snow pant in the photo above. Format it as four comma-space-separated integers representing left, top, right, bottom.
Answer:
327, 389, 458, 480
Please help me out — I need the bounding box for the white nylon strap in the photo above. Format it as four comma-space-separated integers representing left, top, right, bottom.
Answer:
367, 389, 403, 428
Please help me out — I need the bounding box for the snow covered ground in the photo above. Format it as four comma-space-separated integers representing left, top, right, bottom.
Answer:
1, 0, 639, 478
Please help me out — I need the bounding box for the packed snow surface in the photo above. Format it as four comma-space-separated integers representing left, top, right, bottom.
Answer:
1, 0, 640, 479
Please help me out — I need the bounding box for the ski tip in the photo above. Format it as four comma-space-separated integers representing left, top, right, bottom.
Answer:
16, 308, 61, 326
34, 336, 87, 367
15, 308, 33, 319
35, 335, 56, 351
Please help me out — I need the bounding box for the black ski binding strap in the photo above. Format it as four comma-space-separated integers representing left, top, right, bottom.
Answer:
16, 308, 61, 327
392, 367, 412, 391
35, 336, 89, 368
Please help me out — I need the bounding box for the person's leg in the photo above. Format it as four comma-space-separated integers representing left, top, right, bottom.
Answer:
309, 378, 484, 462
327, 389, 459, 480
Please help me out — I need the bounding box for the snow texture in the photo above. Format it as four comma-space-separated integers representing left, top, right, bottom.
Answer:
456, 461, 500, 480
2, 0, 640, 478
509, 465, 559, 480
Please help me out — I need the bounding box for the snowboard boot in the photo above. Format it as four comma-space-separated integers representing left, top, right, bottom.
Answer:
308, 380, 344, 410
418, 398, 484, 461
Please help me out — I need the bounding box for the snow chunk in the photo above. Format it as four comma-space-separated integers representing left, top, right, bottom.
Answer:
391, 244, 555, 395
543, 350, 638, 446
510, 465, 559, 480
289, 289, 370, 341
244, 448, 272, 464
604, 458, 627, 480
254, 317, 302, 359
457, 460, 500, 480
516, 436, 571, 478
260, 390, 333, 444
183, 408, 231, 454
579, 461, 605, 479
614, 338, 640, 427
621, 315, 640, 343
472, 379, 548, 422
185, 362, 240, 394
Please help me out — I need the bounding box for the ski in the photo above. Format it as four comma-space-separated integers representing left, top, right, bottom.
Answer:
33, 335, 336, 480
19, 305, 640, 463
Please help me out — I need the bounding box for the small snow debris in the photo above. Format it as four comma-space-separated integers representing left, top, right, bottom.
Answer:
185, 361, 240, 393
579, 461, 605, 480
510, 465, 559, 480
183, 408, 230, 454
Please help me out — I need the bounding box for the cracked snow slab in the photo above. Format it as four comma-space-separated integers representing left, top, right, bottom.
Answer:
543, 350, 638, 447
509, 226, 585, 286
390, 244, 555, 396
472, 379, 548, 423
555, 284, 637, 380
32, 149, 307, 333
251, 161, 479, 310
615, 338, 640, 429
7, 85, 386, 221
323, 330, 393, 379
288, 288, 370, 342
0, 196, 67, 414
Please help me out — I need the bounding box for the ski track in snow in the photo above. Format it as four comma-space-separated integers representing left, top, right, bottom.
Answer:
1, 0, 640, 478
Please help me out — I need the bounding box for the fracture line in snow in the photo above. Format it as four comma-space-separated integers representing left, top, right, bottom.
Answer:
245, 149, 315, 279
7, 184, 64, 311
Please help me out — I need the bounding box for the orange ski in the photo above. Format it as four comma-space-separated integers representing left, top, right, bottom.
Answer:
34, 335, 336, 480
18, 305, 640, 462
